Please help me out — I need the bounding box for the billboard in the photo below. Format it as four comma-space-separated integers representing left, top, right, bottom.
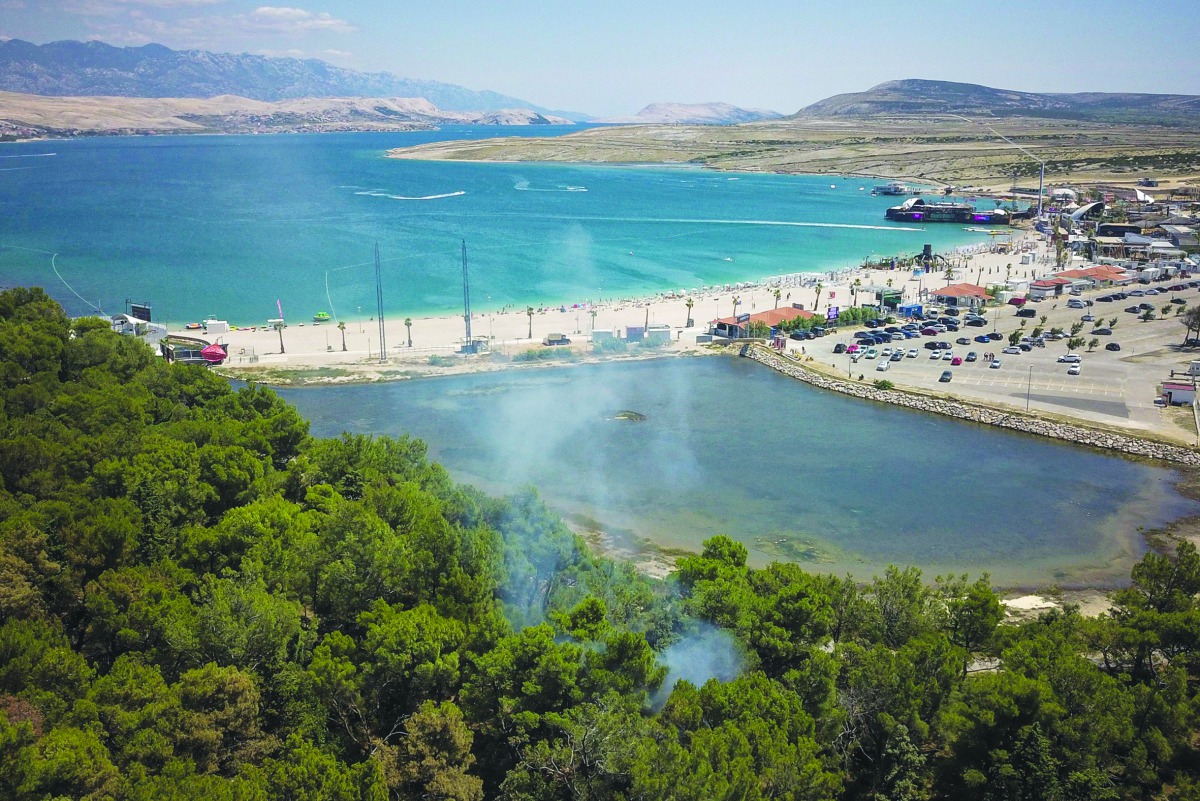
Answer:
826, 306, 840, 321
129, 302, 152, 322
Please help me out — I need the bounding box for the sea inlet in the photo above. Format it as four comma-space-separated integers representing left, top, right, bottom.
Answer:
280, 355, 1200, 587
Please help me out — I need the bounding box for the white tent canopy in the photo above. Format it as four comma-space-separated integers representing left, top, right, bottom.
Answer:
1050, 188, 1078, 199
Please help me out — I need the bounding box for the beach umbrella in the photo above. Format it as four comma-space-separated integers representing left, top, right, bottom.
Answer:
201, 343, 227, 364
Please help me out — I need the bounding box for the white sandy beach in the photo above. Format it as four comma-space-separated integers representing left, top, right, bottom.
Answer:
201, 228, 1048, 379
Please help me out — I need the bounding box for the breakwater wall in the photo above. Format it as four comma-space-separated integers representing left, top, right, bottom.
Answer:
743, 344, 1200, 467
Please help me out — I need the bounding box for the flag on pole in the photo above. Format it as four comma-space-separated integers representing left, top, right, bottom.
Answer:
277, 299, 283, 319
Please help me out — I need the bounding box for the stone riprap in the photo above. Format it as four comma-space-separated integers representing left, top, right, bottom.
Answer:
743, 344, 1200, 467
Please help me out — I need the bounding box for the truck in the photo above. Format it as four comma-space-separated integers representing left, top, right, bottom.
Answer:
542, 333, 571, 346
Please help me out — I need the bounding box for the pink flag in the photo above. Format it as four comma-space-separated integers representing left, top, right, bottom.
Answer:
277, 299, 283, 319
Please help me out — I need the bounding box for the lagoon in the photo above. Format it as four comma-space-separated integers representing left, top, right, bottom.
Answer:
280, 356, 1200, 586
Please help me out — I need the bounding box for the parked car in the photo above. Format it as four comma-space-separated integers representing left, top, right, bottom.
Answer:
1138, 302, 1155, 311
974, 334, 991, 343
990, 359, 1002, 369
939, 370, 953, 382
1067, 299, 1086, 309
1124, 306, 1141, 314
965, 318, 986, 327
987, 331, 1004, 341
1092, 327, 1112, 335
907, 348, 918, 358
1057, 354, 1082, 363
1018, 343, 1033, 351
1067, 364, 1082, 375
876, 359, 891, 371
1009, 297, 1027, 306
865, 348, 879, 359
956, 337, 971, 345
1016, 308, 1037, 318
929, 350, 942, 359
889, 351, 903, 361
1098, 295, 1116, 302
951, 356, 963, 366
1002, 346, 1020, 354
1171, 298, 1187, 305
943, 307, 960, 316
1081, 313, 1095, 321
833, 343, 847, 354
924, 341, 942, 350
920, 327, 939, 336
1106, 342, 1122, 351
1169, 284, 1187, 292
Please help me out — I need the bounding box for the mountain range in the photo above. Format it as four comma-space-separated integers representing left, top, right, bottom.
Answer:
598, 102, 782, 124
796, 79, 1200, 124
0, 38, 590, 121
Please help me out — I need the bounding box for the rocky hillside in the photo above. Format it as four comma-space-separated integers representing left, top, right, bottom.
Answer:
0, 91, 574, 139
598, 102, 782, 124
796, 79, 1200, 125
0, 38, 589, 120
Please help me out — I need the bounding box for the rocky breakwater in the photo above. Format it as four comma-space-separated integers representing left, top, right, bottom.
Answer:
744, 344, 1200, 467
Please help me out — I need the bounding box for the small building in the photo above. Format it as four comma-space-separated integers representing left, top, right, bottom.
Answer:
929, 283, 989, 309
645, 323, 672, 344
710, 305, 818, 338
1162, 380, 1197, 406
1028, 277, 1073, 300
592, 328, 617, 343
203, 319, 230, 334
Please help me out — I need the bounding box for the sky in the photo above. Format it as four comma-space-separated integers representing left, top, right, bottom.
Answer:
3, 0, 1200, 117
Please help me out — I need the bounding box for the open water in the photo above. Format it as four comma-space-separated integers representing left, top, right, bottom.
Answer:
281, 357, 1200, 586
0, 127, 992, 324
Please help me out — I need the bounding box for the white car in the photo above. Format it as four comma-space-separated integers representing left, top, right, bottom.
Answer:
1067, 364, 1082, 375
1057, 354, 1082, 363
880, 347, 893, 357
907, 348, 918, 358
929, 350, 942, 360
941, 351, 954, 360
1067, 299, 1085, 309
990, 359, 1003, 369
1002, 346, 1020, 355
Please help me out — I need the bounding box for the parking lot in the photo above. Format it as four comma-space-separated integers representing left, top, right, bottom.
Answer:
789, 276, 1200, 437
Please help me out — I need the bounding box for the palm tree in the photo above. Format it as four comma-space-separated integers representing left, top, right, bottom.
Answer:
526, 306, 534, 339
590, 308, 598, 330
814, 282, 824, 311
852, 278, 862, 307
337, 321, 347, 351
404, 317, 412, 347
773, 288, 782, 309
273, 320, 285, 354
731, 294, 741, 319
685, 297, 694, 328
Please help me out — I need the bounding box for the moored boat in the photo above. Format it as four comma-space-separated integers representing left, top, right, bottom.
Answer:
313, 311, 331, 323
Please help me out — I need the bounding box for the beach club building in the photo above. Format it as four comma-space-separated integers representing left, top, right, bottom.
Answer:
1054, 264, 1130, 289
1028, 277, 1074, 300
929, 283, 990, 309
710, 305, 818, 338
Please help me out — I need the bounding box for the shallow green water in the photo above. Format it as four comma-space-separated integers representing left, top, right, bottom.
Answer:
280, 356, 1199, 586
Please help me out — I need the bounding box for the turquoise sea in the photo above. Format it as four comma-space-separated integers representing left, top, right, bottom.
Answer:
1, 127, 994, 324
281, 358, 1200, 587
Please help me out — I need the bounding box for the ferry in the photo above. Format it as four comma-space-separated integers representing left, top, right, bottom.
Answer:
871, 181, 912, 196
885, 197, 1011, 224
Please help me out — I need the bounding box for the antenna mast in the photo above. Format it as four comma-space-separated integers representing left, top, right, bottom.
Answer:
375, 243, 387, 362
461, 239, 473, 350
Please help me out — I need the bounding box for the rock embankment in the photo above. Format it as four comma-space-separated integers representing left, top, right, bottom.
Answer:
744, 344, 1200, 467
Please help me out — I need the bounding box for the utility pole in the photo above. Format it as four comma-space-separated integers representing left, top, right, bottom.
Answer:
375, 243, 387, 363
461, 240, 473, 352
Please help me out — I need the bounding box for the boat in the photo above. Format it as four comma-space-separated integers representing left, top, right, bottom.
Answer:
885, 197, 1011, 224
313, 311, 331, 323
871, 180, 911, 196
185, 322, 202, 330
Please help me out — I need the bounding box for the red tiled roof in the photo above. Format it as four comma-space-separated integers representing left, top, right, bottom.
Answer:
931, 283, 989, 298
714, 307, 818, 327
1031, 277, 1072, 287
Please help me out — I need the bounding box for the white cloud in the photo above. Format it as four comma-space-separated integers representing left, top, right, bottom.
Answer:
322, 49, 351, 58
242, 7, 355, 34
